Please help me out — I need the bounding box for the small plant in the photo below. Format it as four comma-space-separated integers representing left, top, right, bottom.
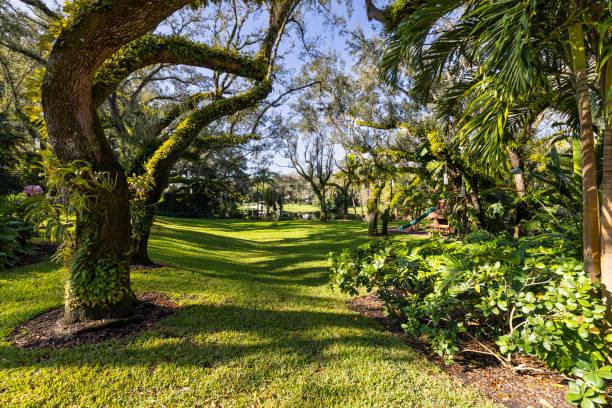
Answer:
463, 229, 494, 243
127, 172, 155, 245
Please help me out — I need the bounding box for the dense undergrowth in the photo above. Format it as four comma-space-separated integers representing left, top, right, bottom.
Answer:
329, 233, 612, 408
0, 194, 37, 269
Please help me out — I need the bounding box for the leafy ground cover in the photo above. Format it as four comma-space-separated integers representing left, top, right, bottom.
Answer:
0, 218, 498, 408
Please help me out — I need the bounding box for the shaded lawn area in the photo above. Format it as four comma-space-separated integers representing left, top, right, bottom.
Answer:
0, 218, 499, 407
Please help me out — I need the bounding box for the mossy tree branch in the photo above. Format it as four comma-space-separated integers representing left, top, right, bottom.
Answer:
364, 0, 423, 30
130, 0, 297, 263
145, 80, 272, 185
17, 0, 61, 20
153, 92, 216, 136
92, 35, 268, 107
355, 118, 412, 131
190, 132, 260, 151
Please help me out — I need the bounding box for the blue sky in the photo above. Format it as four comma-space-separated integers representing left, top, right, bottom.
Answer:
262, 2, 380, 173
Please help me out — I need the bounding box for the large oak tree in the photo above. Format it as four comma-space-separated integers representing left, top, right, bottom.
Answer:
40, 0, 297, 323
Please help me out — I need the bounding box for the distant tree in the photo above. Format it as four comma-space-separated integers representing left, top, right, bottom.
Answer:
332, 153, 359, 219
285, 130, 334, 221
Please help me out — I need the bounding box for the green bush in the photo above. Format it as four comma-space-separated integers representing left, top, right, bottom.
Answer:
463, 229, 494, 243
0, 194, 38, 269
329, 236, 612, 408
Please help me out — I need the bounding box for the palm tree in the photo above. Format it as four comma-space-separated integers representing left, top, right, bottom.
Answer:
568, 6, 601, 282
374, 0, 606, 285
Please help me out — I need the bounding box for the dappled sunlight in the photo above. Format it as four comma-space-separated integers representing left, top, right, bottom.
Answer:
0, 218, 498, 407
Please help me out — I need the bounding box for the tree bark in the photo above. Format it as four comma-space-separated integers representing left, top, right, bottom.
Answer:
569, 19, 601, 282
464, 175, 484, 228
41, 0, 197, 323
381, 207, 390, 236
507, 147, 528, 237
600, 61, 612, 321
316, 189, 327, 221
367, 183, 384, 235
131, 199, 157, 265
343, 186, 349, 219
507, 147, 526, 197
351, 188, 358, 218
572, 132, 583, 186
360, 188, 365, 218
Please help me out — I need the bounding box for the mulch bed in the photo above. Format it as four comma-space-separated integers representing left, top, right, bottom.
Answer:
11, 292, 179, 350
130, 261, 170, 271
14, 242, 59, 268
347, 293, 575, 408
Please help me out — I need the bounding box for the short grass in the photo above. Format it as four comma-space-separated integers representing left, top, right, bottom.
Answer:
0, 218, 499, 408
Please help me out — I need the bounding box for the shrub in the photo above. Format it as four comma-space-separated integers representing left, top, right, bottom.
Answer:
329, 236, 612, 408
0, 194, 38, 269
463, 229, 494, 243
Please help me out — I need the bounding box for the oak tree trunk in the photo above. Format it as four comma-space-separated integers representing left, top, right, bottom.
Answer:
40, 0, 195, 323
381, 207, 390, 236
318, 189, 327, 221
131, 200, 157, 265
43, 82, 135, 324
367, 184, 384, 235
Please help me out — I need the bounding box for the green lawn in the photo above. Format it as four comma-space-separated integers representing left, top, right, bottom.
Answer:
0, 218, 498, 408
242, 202, 364, 214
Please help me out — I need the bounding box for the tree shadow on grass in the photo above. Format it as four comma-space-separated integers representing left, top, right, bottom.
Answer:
146, 222, 374, 289
0, 302, 413, 370
157, 217, 368, 234
0, 219, 404, 375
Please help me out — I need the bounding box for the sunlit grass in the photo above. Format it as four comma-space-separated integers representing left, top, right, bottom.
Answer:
0, 218, 498, 407
240, 202, 364, 214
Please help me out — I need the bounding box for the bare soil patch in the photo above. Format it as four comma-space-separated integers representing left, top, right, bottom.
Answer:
11, 292, 179, 350
347, 293, 574, 408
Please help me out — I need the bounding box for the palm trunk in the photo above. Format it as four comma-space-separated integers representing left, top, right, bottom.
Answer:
569, 20, 602, 282
508, 147, 526, 197
600, 61, 612, 321
360, 187, 366, 218
572, 132, 583, 186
